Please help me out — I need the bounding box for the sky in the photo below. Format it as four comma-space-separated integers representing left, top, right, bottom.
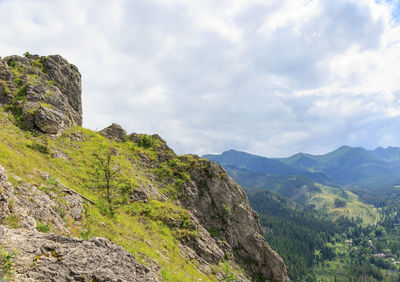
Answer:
1, 0, 400, 157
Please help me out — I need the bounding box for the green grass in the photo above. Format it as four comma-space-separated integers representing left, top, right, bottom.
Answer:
36, 220, 50, 233
309, 184, 380, 225
0, 108, 243, 281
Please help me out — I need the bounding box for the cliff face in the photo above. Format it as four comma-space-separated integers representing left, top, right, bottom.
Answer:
0, 54, 289, 281
180, 159, 289, 280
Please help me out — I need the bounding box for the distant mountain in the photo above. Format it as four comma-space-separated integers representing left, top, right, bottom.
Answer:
204, 150, 332, 185
204, 146, 400, 189
204, 149, 299, 175
371, 146, 400, 162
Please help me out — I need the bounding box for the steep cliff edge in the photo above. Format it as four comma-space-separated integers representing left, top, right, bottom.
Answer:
0, 54, 289, 281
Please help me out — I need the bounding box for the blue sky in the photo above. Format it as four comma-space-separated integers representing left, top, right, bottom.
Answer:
1, 0, 400, 157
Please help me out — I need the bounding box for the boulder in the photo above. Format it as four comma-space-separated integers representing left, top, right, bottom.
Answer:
34, 106, 66, 134
100, 123, 127, 142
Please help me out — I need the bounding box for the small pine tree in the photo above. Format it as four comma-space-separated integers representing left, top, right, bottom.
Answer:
92, 147, 125, 216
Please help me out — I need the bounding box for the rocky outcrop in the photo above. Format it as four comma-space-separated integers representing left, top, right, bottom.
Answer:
177, 159, 290, 281
0, 168, 82, 234
100, 123, 127, 142
0, 165, 158, 281
1, 227, 157, 282
0, 54, 82, 134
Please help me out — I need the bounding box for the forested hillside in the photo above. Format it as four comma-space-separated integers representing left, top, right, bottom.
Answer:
205, 149, 400, 281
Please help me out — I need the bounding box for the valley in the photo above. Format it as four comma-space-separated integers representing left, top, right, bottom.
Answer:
205, 149, 400, 281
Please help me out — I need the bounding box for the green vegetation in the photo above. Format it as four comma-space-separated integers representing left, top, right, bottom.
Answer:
246, 186, 400, 281
0, 81, 10, 94
137, 134, 155, 148
36, 220, 50, 233
92, 146, 127, 216
0, 108, 244, 281
3, 214, 20, 229
0, 246, 17, 280
309, 184, 380, 224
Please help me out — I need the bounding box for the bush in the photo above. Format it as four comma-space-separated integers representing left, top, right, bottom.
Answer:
36, 221, 50, 233
137, 135, 154, 148
0, 246, 17, 278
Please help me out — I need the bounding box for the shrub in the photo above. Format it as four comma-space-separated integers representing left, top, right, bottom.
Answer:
137, 135, 154, 148
36, 221, 50, 233
3, 214, 20, 229
0, 246, 17, 279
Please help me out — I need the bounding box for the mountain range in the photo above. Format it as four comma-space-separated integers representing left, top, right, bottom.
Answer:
204, 146, 400, 191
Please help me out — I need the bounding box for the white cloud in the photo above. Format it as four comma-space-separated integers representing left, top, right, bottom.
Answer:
0, 0, 400, 157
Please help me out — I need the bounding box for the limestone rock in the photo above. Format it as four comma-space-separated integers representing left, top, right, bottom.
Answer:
35, 106, 66, 134
0, 227, 158, 282
0, 164, 7, 184
0, 165, 82, 233
100, 123, 127, 142
0, 165, 158, 281
177, 160, 290, 281
0, 54, 82, 134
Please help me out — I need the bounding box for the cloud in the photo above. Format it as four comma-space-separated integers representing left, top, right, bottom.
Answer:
0, 0, 399, 157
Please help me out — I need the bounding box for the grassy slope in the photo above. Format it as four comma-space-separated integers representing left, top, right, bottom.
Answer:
0, 109, 243, 281
309, 184, 380, 225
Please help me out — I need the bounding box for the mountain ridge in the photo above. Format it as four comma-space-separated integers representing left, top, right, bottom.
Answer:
204, 146, 400, 189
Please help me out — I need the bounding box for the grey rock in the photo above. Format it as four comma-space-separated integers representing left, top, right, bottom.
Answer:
51, 150, 71, 160
0, 166, 80, 233
100, 123, 127, 142
130, 186, 149, 202
0, 54, 82, 133
41, 55, 82, 124
0, 227, 158, 282
129, 133, 141, 143
34, 106, 66, 134
0, 165, 158, 281
0, 164, 7, 184
0, 81, 14, 105
21, 101, 40, 129
177, 159, 290, 281
0, 57, 14, 81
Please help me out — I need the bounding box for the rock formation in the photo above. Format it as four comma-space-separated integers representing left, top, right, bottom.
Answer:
0, 54, 82, 134
180, 160, 289, 281
100, 123, 127, 142
0, 165, 158, 281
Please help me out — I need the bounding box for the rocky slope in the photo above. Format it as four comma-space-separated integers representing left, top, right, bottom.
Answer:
0, 54, 289, 281
0, 165, 158, 281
